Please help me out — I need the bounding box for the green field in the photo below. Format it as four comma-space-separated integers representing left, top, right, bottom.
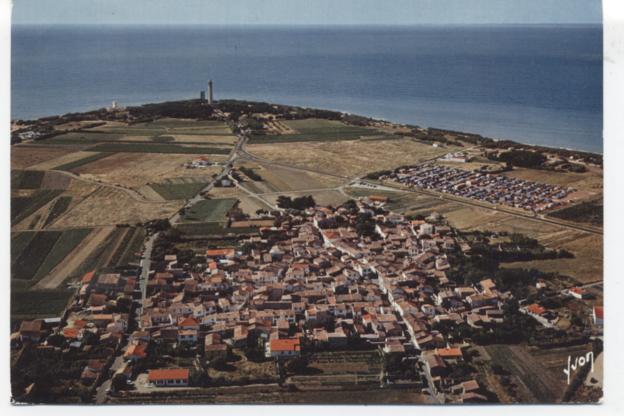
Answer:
12, 231, 62, 281
32, 228, 92, 282
11, 170, 44, 189
68, 227, 130, 279
11, 232, 36, 261
96, 119, 232, 135
11, 190, 63, 225
11, 289, 74, 321
12, 229, 91, 285
250, 118, 386, 143
118, 227, 146, 265
181, 198, 239, 222
150, 182, 208, 200
89, 142, 231, 154
108, 226, 145, 267
46, 132, 128, 144
43, 196, 73, 226
53, 152, 114, 171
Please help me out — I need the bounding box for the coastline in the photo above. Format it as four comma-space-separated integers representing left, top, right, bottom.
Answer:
11, 97, 603, 158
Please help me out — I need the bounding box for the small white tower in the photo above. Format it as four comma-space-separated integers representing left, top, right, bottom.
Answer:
208, 80, 214, 104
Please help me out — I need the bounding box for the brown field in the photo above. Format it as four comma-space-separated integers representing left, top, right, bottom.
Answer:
502, 232, 602, 284
237, 161, 346, 192
135, 185, 166, 202
11, 146, 79, 170
27, 150, 102, 171
13, 196, 60, 230
503, 166, 603, 193
73, 153, 223, 188
245, 138, 457, 177
54, 187, 182, 227
39, 171, 72, 190
34, 226, 115, 289
237, 194, 274, 214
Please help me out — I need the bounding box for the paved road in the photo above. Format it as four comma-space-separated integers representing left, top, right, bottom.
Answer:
137, 233, 157, 326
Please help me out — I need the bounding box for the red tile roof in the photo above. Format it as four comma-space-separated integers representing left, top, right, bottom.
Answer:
594, 306, 604, 319
148, 368, 189, 382
125, 343, 147, 358
435, 347, 463, 358
527, 303, 546, 315
270, 338, 301, 352
206, 248, 235, 257
81, 270, 95, 284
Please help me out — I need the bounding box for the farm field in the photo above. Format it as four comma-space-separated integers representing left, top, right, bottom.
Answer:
53, 187, 182, 227
37, 226, 118, 289
11, 228, 91, 288
11, 289, 75, 322
31, 229, 92, 282
72, 152, 221, 188
236, 161, 345, 192
26, 150, 104, 171
88, 142, 231, 155
53, 152, 115, 171
246, 138, 457, 177
548, 199, 603, 227
47, 131, 237, 147
180, 198, 238, 222
11, 189, 63, 226
205, 187, 274, 215
11, 170, 45, 189
11, 145, 80, 169
150, 181, 208, 200
168, 134, 237, 144
42, 196, 73, 227
501, 232, 602, 284
249, 118, 387, 143
91, 118, 233, 135
502, 166, 603, 193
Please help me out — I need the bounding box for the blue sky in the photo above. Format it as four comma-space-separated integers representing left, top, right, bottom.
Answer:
12, 0, 602, 25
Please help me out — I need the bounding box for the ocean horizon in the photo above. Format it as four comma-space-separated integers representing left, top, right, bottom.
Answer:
11, 24, 603, 153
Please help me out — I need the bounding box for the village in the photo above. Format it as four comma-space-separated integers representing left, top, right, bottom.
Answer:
11, 195, 603, 404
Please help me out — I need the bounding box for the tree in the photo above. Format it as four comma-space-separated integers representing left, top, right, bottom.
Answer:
286, 356, 309, 374
355, 213, 376, 237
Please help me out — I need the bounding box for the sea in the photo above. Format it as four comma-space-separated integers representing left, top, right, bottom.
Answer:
11, 24, 603, 153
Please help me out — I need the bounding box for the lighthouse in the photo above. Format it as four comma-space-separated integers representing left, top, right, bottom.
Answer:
208, 80, 214, 104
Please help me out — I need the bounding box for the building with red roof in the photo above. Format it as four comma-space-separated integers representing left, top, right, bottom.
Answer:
266, 338, 301, 359
148, 368, 190, 387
